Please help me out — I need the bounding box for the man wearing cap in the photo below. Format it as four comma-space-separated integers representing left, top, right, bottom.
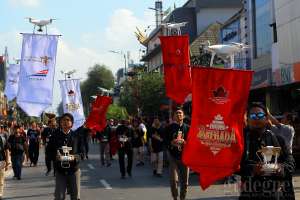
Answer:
52, 113, 82, 200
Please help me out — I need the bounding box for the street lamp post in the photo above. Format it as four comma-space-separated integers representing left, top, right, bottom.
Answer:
109, 50, 127, 78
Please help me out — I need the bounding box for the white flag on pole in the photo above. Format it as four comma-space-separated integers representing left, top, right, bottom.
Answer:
4, 64, 20, 101
17, 33, 59, 117
59, 79, 85, 130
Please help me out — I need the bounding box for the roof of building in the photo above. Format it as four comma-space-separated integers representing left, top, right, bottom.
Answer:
183, 0, 243, 8
140, 45, 161, 62
197, 0, 243, 8
221, 8, 244, 28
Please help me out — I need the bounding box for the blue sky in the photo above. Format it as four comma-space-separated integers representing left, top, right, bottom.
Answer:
0, 0, 187, 112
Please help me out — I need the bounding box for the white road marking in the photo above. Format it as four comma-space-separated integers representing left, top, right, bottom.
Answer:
100, 179, 112, 190
87, 164, 95, 170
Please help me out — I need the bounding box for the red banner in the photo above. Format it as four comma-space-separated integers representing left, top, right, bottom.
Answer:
160, 35, 191, 104
86, 95, 112, 132
182, 67, 253, 190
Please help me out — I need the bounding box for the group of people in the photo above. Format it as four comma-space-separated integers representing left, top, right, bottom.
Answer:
95, 108, 190, 200
0, 113, 88, 200
0, 102, 297, 200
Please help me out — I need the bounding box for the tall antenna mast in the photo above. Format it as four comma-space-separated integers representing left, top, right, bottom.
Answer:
155, 0, 163, 27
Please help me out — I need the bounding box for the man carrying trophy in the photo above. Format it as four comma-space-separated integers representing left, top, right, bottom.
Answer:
239, 102, 295, 200
52, 113, 82, 200
165, 107, 190, 200
116, 119, 133, 179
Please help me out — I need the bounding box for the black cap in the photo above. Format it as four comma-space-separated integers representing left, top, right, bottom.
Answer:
247, 102, 267, 114
61, 113, 74, 124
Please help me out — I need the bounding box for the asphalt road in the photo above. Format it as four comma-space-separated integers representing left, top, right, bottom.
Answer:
3, 143, 300, 200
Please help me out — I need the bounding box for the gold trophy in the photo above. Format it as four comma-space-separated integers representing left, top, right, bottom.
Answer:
257, 146, 281, 175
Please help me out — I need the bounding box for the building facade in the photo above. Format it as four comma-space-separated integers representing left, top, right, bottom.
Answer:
245, 0, 300, 114
141, 6, 197, 73
220, 9, 250, 69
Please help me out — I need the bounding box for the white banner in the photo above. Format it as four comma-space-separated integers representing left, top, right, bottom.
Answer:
59, 79, 85, 130
17, 33, 59, 117
4, 64, 20, 101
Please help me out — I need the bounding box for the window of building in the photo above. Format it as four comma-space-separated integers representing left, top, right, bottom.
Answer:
253, 0, 273, 58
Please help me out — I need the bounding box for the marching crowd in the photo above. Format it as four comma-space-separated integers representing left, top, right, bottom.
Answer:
0, 104, 298, 200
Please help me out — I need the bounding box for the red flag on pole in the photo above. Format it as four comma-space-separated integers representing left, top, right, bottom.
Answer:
182, 67, 253, 190
160, 35, 191, 104
86, 95, 112, 132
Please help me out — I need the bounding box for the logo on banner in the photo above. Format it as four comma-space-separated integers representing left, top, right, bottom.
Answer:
68, 90, 75, 96
210, 86, 229, 104
65, 102, 80, 112
25, 56, 52, 79
197, 114, 237, 155
65, 89, 80, 112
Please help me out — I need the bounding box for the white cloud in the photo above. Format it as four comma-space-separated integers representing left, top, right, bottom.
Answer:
9, 0, 40, 7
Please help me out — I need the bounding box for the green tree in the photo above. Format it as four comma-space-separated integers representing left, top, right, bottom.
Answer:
119, 72, 165, 116
81, 64, 115, 115
106, 104, 128, 120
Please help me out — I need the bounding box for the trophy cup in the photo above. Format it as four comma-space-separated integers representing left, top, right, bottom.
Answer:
119, 135, 128, 143
257, 146, 281, 175
57, 146, 74, 168
176, 131, 184, 151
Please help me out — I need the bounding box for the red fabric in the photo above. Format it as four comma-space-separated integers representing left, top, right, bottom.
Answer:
109, 130, 120, 155
160, 35, 191, 104
182, 67, 253, 190
86, 95, 112, 132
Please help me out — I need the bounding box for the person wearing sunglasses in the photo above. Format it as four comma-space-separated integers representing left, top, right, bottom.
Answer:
239, 102, 295, 200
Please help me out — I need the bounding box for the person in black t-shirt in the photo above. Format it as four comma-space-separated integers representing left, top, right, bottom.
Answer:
149, 118, 164, 177
116, 120, 133, 179
52, 113, 82, 200
8, 125, 29, 180
165, 108, 190, 200
76, 124, 90, 160
42, 118, 57, 176
96, 120, 112, 167
27, 122, 40, 167
132, 120, 144, 166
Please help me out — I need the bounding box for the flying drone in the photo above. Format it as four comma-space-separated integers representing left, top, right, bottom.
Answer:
161, 22, 188, 35
61, 70, 76, 79
26, 17, 56, 33
204, 41, 250, 67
